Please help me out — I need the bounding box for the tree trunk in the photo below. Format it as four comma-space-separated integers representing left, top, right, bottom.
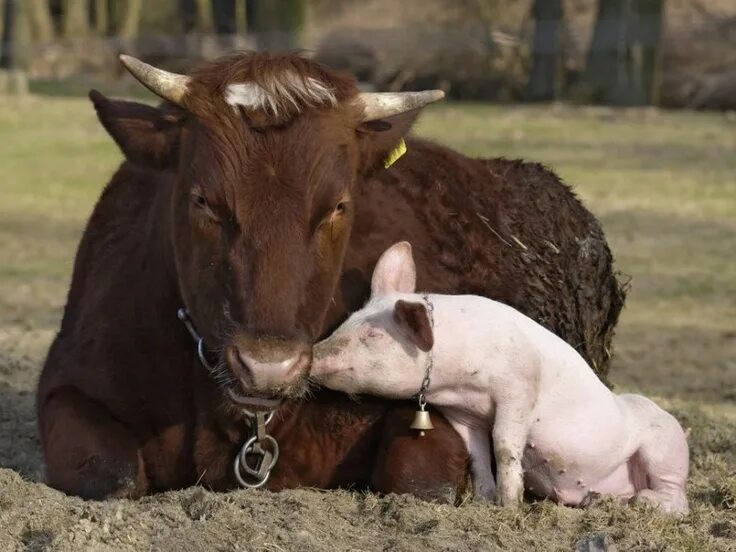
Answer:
0, 0, 5, 60
91, 0, 108, 36
581, 0, 665, 105
0, 0, 30, 96
582, 0, 622, 102
636, 0, 665, 106
249, 0, 305, 51
195, 0, 214, 32
179, 0, 197, 33
117, 0, 142, 40
1, 0, 29, 70
236, 0, 246, 35
212, 0, 236, 35
525, 0, 563, 101
62, 0, 89, 39
28, 0, 54, 43
0, 0, 7, 68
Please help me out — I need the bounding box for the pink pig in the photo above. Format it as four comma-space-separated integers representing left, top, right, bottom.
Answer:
311, 242, 689, 514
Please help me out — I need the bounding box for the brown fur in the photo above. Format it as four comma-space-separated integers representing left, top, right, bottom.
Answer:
37, 52, 624, 500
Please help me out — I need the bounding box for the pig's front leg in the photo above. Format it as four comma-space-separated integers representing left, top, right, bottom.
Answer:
444, 414, 496, 502
492, 399, 533, 507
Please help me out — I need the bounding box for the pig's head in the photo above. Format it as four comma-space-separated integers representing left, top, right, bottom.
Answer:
311, 242, 434, 399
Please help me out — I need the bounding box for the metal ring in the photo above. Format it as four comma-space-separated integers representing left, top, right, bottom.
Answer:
237, 435, 259, 476
197, 338, 215, 372
238, 435, 279, 477
233, 435, 280, 487
233, 454, 272, 489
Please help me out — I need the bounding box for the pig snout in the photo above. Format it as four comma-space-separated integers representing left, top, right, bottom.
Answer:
311, 338, 349, 379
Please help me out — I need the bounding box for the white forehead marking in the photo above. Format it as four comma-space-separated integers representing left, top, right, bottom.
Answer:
225, 71, 337, 116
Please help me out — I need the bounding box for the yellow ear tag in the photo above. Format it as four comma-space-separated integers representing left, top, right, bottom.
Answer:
383, 139, 407, 169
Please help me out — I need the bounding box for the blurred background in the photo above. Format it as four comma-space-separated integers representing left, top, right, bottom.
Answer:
1, 0, 735, 109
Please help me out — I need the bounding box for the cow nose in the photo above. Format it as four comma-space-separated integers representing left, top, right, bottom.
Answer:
227, 345, 311, 393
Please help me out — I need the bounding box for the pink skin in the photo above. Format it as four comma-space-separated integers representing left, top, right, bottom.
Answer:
311, 242, 690, 515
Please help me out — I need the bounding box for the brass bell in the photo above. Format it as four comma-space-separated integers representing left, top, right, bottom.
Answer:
410, 409, 434, 436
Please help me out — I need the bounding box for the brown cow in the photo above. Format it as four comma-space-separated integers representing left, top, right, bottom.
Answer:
37, 52, 625, 501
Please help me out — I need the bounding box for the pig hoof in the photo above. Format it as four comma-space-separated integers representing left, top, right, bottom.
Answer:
629, 490, 689, 516
472, 489, 497, 504
496, 493, 523, 508
580, 491, 603, 509
473, 493, 496, 504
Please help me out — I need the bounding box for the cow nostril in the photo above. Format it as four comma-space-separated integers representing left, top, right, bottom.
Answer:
226, 342, 312, 393
225, 345, 253, 383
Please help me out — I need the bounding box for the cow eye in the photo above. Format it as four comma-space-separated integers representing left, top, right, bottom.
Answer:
191, 192, 208, 209
191, 192, 220, 223
334, 201, 348, 215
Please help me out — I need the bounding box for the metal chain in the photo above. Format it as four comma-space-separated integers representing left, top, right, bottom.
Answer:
176, 308, 280, 489
416, 293, 435, 410
233, 409, 280, 488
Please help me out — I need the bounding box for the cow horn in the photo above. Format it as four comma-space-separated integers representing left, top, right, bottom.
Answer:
119, 54, 190, 106
358, 90, 445, 122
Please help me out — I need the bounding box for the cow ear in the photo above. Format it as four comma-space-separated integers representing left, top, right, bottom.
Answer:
89, 89, 183, 170
357, 110, 420, 175
393, 300, 434, 352
371, 241, 416, 297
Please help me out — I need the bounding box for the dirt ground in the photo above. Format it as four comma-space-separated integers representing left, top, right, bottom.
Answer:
1, 96, 734, 551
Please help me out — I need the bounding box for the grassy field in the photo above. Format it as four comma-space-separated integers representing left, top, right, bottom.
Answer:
0, 94, 734, 550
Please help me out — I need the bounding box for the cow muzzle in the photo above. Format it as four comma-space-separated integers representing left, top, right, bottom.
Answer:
225, 337, 312, 405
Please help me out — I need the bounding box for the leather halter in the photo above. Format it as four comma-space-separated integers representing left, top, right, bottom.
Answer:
176, 307, 280, 488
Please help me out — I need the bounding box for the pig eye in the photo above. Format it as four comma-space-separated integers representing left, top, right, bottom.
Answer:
365, 328, 383, 340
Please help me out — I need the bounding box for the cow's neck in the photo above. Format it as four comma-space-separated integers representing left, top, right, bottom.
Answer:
111, 168, 186, 349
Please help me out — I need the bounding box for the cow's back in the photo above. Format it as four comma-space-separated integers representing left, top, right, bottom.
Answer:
333, 137, 625, 381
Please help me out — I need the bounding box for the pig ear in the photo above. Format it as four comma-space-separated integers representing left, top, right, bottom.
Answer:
370, 241, 416, 297
393, 300, 434, 352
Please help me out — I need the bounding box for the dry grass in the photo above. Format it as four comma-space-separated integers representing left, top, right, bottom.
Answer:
0, 95, 734, 551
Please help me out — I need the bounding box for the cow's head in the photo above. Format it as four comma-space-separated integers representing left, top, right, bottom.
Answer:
90, 52, 443, 408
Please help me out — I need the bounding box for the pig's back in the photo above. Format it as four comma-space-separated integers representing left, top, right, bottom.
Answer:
429, 293, 616, 408
444, 294, 616, 409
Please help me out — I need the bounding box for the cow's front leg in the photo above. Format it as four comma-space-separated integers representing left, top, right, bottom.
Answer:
38, 386, 148, 499
371, 405, 469, 504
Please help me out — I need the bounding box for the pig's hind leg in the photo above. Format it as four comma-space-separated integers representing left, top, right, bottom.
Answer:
621, 394, 690, 515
